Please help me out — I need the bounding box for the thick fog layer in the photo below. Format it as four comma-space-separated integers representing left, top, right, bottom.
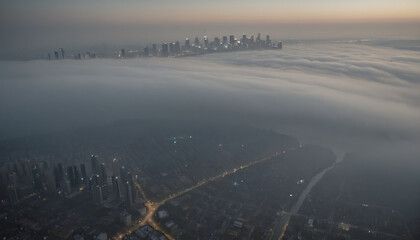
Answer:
1, 42, 419, 154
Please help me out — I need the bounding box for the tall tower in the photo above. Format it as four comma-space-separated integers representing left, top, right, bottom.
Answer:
204, 36, 209, 48
112, 158, 120, 177
92, 185, 103, 205
100, 163, 107, 186
80, 163, 87, 182
184, 38, 191, 50
161, 43, 169, 57
90, 155, 99, 175
124, 181, 133, 207
112, 176, 121, 200
229, 35, 235, 46
60, 48, 65, 59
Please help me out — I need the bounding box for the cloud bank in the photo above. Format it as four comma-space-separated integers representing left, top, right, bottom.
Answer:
1, 42, 419, 154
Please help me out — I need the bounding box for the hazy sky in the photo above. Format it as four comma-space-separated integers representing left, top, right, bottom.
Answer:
1, 0, 420, 58
2, 0, 420, 24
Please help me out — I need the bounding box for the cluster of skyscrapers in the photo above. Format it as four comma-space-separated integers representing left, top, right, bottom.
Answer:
0, 155, 139, 209
47, 33, 281, 60
120, 33, 282, 58
47, 48, 96, 60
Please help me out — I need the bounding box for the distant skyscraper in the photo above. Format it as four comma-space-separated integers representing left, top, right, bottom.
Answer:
121, 48, 125, 58
7, 185, 19, 204
222, 36, 228, 45
277, 41, 282, 49
120, 211, 132, 226
204, 36, 208, 48
161, 43, 169, 57
229, 35, 235, 45
54, 51, 59, 60
266, 35, 271, 45
60, 48, 65, 59
175, 41, 180, 54
242, 34, 247, 44
80, 163, 87, 181
169, 42, 175, 56
143, 46, 149, 57
112, 158, 120, 177
100, 163, 107, 186
194, 37, 200, 46
44, 170, 56, 193
91, 155, 99, 175
92, 185, 103, 205
152, 44, 157, 56
54, 166, 61, 188
67, 166, 75, 189
8, 171, 17, 186
214, 37, 220, 47
73, 165, 80, 189
184, 38, 191, 50
112, 176, 121, 200
124, 181, 133, 206
63, 180, 71, 194
120, 165, 128, 182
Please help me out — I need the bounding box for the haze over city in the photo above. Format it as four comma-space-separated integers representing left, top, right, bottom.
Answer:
0, 1, 419, 240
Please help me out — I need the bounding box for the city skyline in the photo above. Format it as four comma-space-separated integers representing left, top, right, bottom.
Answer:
1, 1, 420, 59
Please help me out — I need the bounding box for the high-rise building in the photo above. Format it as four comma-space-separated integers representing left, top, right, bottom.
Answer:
67, 166, 75, 189
8, 171, 17, 186
214, 37, 220, 47
80, 163, 87, 182
266, 35, 271, 45
54, 166, 61, 188
63, 180, 71, 194
44, 170, 56, 193
112, 176, 121, 200
152, 44, 157, 56
32, 167, 43, 192
222, 36, 228, 45
119, 211, 132, 226
121, 48, 125, 58
73, 165, 81, 189
229, 35, 235, 45
242, 34, 247, 44
121, 165, 129, 179
91, 155, 99, 175
277, 41, 282, 49
175, 41, 180, 54
124, 181, 133, 206
60, 48, 65, 59
92, 185, 103, 205
54, 51, 59, 60
100, 163, 107, 186
112, 158, 119, 177
194, 37, 200, 46
143, 47, 149, 57
7, 185, 19, 204
161, 43, 169, 57
184, 38, 191, 50
169, 43, 175, 56
204, 36, 209, 48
